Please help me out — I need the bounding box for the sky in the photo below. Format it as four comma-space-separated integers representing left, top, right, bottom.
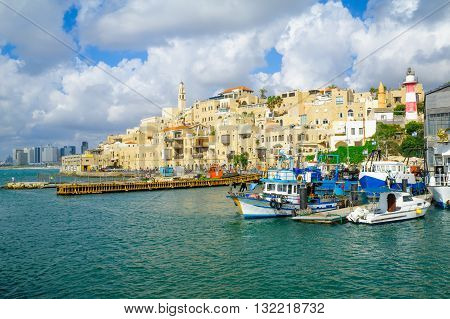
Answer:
0, 0, 449, 159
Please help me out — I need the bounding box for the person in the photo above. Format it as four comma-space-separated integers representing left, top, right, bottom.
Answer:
11, 177, 15, 182
239, 182, 247, 192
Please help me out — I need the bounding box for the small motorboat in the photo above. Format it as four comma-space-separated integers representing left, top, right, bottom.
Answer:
347, 191, 430, 224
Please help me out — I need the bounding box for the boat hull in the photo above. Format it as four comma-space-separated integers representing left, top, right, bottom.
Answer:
238, 197, 295, 218
348, 206, 429, 224
427, 186, 450, 209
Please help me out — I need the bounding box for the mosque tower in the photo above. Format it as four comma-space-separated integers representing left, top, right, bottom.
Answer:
178, 81, 186, 112
403, 67, 418, 121
378, 81, 386, 108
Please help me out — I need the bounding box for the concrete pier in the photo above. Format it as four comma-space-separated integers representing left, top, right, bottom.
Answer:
56, 174, 260, 195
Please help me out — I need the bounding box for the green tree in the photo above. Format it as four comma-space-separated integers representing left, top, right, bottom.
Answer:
232, 155, 240, 168
393, 104, 405, 115
372, 122, 403, 156
405, 121, 423, 136
369, 87, 377, 94
267, 96, 282, 112
239, 152, 249, 170
400, 135, 424, 158
259, 88, 267, 99
417, 101, 424, 114
328, 84, 337, 89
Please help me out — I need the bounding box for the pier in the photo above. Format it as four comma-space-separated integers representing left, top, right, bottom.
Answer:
56, 174, 260, 195
292, 204, 371, 224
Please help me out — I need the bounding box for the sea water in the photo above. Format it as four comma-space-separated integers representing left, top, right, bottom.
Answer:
0, 169, 448, 298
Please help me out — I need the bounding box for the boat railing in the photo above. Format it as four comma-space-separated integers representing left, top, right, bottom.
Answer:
434, 173, 449, 186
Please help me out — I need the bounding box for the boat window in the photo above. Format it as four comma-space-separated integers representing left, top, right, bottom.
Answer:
277, 184, 287, 193
403, 196, 413, 202
293, 186, 297, 193
267, 184, 275, 191
288, 185, 292, 194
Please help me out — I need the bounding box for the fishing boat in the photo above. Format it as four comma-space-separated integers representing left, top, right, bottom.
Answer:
359, 152, 424, 194
228, 151, 307, 218
347, 191, 430, 224
308, 197, 339, 212
228, 168, 302, 218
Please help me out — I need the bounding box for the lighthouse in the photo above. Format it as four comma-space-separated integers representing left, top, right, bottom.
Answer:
403, 67, 418, 121
178, 81, 186, 112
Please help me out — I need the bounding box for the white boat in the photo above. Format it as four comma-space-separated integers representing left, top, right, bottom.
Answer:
228, 168, 302, 218
359, 160, 418, 191
347, 191, 430, 224
426, 145, 450, 209
427, 172, 450, 209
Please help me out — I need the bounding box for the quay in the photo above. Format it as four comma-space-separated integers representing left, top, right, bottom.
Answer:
56, 174, 260, 195
292, 204, 371, 224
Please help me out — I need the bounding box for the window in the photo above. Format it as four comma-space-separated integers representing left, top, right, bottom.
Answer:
315, 119, 320, 125
359, 128, 363, 135
348, 109, 354, 117
403, 196, 413, 202
288, 185, 292, 194
289, 92, 295, 97
351, 128, 356, 135
339, 112, 343, 118
267, 184, 275, 191
323, 119, 329, 124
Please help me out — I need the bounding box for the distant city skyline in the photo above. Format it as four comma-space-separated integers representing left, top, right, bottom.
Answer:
0, 0, 449, 158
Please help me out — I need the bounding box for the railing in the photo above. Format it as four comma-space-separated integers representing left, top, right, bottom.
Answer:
434, 173, 449, 186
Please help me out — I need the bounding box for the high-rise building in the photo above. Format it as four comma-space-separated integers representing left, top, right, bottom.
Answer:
81, 141, 89, 154
41, 145, 59, 163
5, 155, 13, 164
33, 146, 41, 163
24, 147, 35, 164
12, 149, 28, 165
60, 145, 76, 157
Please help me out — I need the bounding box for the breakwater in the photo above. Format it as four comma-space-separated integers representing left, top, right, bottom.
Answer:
56, 174, 260, 195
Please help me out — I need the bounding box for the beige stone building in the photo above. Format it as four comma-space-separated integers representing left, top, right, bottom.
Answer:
61, 72, 424, 173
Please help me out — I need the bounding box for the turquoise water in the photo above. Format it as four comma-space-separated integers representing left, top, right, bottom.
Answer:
0, 169, 449, 298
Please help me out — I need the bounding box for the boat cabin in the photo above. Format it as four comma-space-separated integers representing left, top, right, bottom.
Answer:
262, 169, 299, 196
361, 161, 409, 174
377, 192, 419, 212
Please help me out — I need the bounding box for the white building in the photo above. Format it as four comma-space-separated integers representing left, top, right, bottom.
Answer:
330, 120, 377, 150
41, 145, 59, 163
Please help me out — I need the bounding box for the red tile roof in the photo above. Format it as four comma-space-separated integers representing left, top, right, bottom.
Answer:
222, 86, 253, 94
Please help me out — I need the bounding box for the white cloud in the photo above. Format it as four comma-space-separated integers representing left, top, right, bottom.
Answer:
0, 0, 76, 73
77, 0, 315, 50
0, 0, 449, 159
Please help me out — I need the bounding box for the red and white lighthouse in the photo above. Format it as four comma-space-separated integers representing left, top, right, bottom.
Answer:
403, 67, 418, 121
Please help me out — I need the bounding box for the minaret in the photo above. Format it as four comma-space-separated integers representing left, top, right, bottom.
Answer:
403, 67, 418, 121
178, 81, 186, 112
378, 81, 386, 108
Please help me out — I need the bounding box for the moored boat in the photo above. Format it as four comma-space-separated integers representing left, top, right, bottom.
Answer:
228, 168, 303, 218
347, 191, 430, 224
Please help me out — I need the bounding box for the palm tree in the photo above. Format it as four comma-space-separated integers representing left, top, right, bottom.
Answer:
259, 88, 267, 99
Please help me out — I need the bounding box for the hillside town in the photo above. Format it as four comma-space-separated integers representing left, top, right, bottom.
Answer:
55, 67, 426, 173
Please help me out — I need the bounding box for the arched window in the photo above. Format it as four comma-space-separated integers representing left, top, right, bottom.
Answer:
348, 109, 354, 117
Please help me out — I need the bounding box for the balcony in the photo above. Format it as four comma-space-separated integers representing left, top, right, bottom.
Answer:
174, 153, 184, 159
192, 153, 204, 159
